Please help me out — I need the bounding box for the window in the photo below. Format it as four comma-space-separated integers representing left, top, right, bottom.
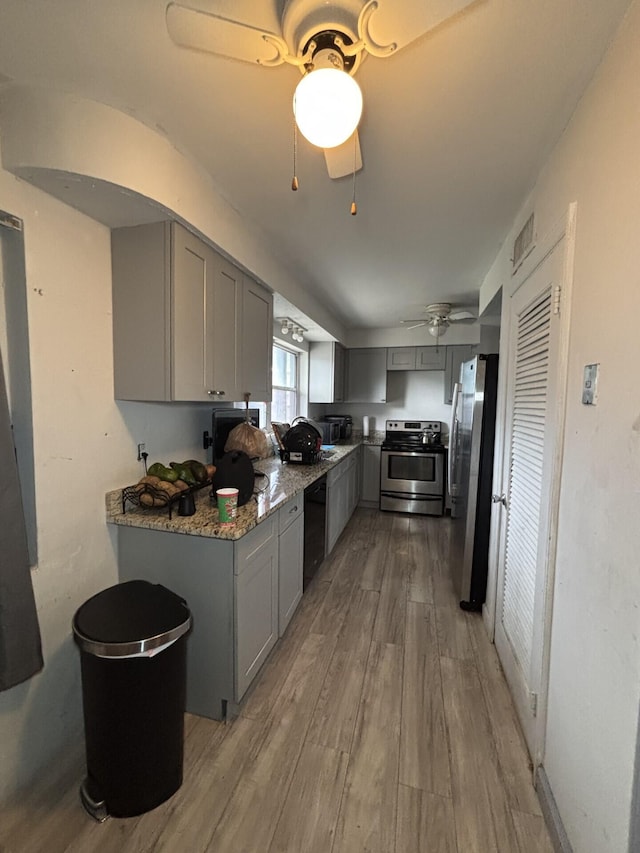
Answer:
272, 343, 298, 423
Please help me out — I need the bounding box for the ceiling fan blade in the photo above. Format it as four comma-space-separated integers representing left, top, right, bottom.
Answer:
166, 2, 285, 65
324, 131, 363, 179
368, 0, 477, 54
449, 310, 477, 321
400, 320, 427, 330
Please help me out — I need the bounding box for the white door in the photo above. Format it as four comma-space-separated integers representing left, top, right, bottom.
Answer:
494, 211, 574, 763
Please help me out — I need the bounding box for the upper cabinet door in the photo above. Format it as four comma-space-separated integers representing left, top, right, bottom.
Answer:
346, 348, 388, 403
172, 225, 241, 402
172, 224, 214, 401
333, 343, 345, 402
208, 255, 242, 402
241, 277, 273, 402
387, 347, 417, 370
112, 222, 172, 401
444, 344, 473, 403
415, 346, 447, 370
309, 341, 346, 403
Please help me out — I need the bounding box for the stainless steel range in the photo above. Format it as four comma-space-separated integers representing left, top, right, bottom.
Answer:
380, 420, 446, 516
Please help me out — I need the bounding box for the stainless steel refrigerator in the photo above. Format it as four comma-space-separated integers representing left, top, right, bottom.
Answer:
448, 354, 499, 611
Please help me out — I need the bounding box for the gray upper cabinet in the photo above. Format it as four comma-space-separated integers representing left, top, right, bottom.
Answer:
387, 347, 417, 370
309, 341, 345, 403
112, 221, 273, 402
346, 348, 387, 403
241, 277, 273, 402
387, 345, 446, 371
416, 346, 447, 370
112, 221, 172, 401
173, 228, 241, 402
444, 344, 474, 403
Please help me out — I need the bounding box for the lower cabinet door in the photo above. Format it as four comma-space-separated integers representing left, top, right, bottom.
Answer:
235, 529, 278, 701
360, 444, 381, 504
278, 512, 304, 636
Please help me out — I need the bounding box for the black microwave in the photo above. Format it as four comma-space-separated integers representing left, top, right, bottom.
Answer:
205, 408, 260, 461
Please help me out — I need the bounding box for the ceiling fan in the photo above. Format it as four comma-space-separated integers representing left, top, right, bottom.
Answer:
165, 0, 476, 180
400, 302, 477, 340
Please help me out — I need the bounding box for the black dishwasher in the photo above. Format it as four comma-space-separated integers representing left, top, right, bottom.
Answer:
303, 475, 327, 589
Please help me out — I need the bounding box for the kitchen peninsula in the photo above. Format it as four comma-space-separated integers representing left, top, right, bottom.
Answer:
106, 443, 366, 722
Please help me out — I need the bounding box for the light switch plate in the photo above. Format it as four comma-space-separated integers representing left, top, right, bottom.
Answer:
582, 363, 599, 405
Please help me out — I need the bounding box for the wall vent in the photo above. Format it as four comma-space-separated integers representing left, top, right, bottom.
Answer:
512, 212, 535, 272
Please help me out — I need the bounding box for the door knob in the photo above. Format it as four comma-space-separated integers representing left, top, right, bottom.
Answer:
492, 493, 507, 506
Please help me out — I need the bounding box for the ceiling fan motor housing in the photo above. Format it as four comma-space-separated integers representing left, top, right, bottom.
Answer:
282, 0, 366, 73
302, 31, 357, 74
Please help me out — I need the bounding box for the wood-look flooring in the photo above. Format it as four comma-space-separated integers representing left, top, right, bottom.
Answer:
0, 510, 554, 853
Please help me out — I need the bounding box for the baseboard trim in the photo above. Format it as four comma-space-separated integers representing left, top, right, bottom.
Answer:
536, 765, 574, 853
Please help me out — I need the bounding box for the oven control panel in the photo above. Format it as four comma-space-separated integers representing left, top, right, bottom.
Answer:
385, 420, 441, 433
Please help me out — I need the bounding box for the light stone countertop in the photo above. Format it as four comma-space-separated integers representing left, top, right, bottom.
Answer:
106, 441, 368, 541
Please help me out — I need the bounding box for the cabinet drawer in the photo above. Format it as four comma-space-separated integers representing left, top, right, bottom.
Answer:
279, 496, 304, 534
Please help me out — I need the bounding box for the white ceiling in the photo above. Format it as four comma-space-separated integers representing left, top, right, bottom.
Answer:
0, 0, 632, 332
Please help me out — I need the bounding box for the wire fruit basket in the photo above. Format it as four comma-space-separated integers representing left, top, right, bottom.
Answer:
122, 479, 212, 520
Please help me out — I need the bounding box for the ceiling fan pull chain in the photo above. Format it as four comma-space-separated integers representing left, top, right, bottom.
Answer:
291, 111, 299, 191
350, 133, 358, 215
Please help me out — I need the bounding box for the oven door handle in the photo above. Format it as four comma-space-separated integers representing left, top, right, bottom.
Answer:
448, 381, 461, 496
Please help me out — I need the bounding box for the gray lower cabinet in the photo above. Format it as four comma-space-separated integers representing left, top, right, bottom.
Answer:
346, 348, 388, 403
117, 517, 278, 720
444, 344, 474, 403
360, 444, 381, 506
235, 517, 279, 701
277, 497, 304, 636
326, 450, 360, 554
112, 221, 272, 402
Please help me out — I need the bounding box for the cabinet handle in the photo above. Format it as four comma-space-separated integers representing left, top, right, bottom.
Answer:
207, 390, 225, 397
290, 505, 298, 513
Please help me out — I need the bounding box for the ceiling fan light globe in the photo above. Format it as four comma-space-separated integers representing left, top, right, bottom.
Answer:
428, 322, 448, 338
293, 68, 362, 149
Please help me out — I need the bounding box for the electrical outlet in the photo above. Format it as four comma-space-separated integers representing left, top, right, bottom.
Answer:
137, 442, 146, 461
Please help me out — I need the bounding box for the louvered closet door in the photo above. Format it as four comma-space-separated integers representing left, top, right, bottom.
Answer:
494, 235, 565, 759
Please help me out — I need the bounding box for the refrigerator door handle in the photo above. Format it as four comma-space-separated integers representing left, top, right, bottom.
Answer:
448, 381, 461, 496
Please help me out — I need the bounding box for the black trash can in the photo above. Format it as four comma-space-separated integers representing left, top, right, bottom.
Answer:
72, 579, 191, 821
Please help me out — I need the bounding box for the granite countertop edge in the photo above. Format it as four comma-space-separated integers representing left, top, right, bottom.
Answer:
105, 440, 376, 542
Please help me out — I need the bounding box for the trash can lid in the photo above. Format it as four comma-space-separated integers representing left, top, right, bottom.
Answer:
72, 580, 191, 657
